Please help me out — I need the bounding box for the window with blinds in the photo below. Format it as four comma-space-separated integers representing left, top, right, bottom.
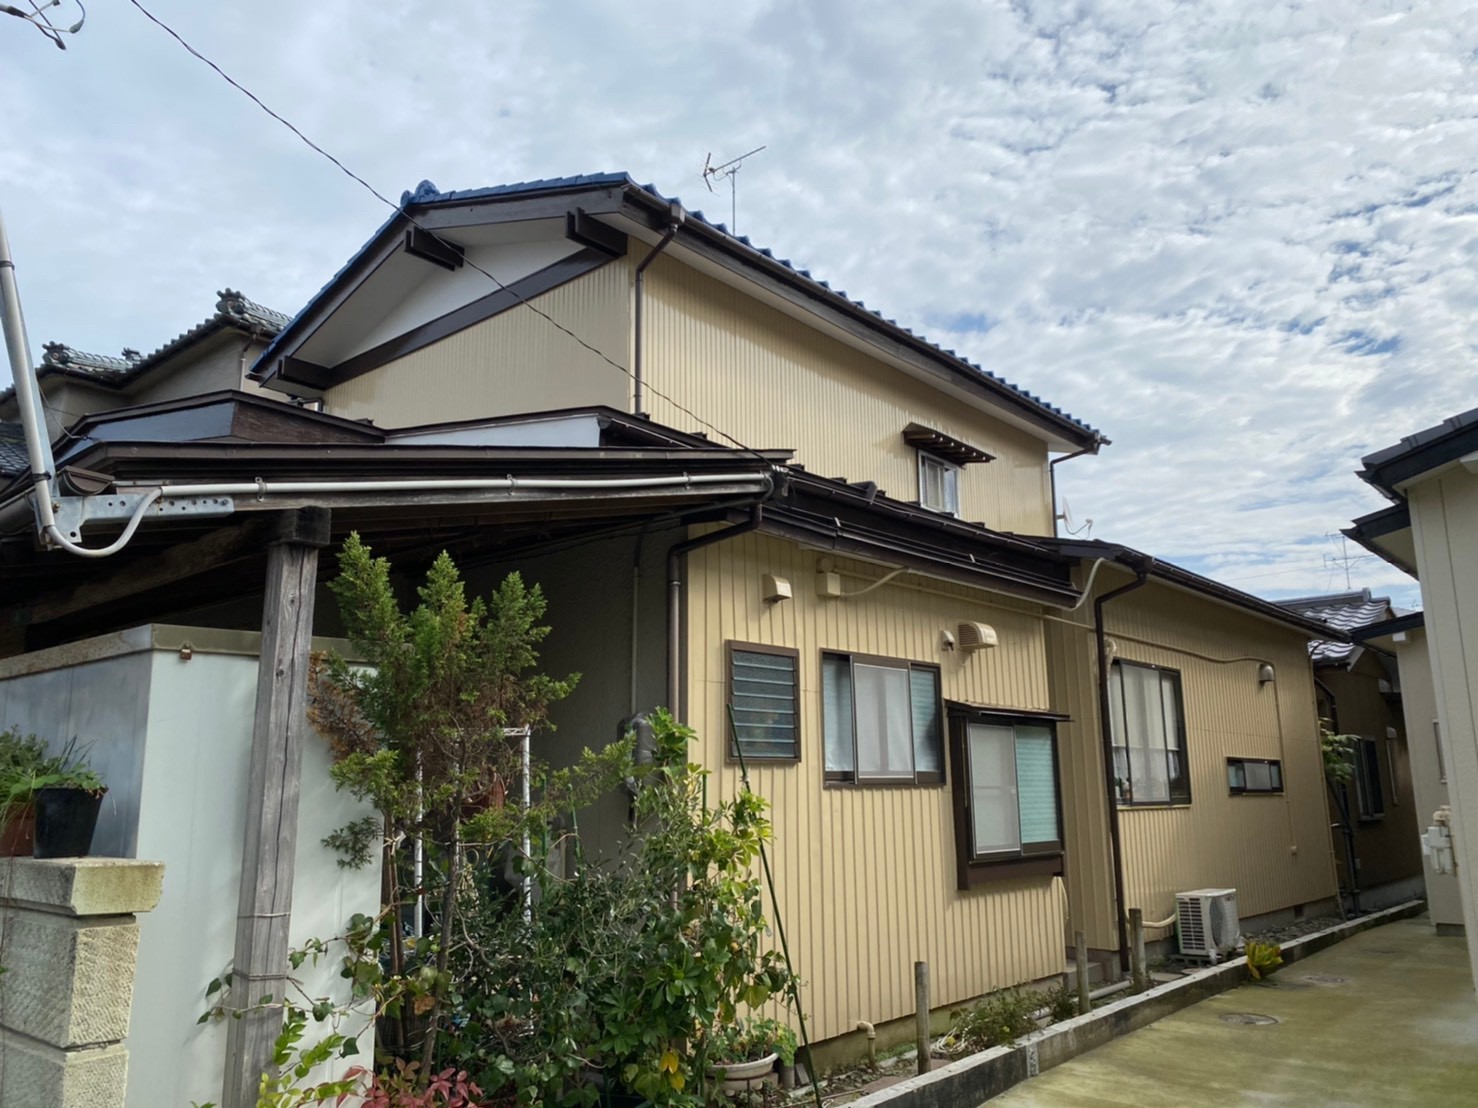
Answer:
821, 652, 942, 784
1108, 660, 1190, 805
727, 644, 800, 761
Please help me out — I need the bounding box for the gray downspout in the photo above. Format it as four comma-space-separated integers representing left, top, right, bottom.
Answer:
666, 505, 763, 715
633, 203, 685, 416
1095, 557, 1154, 975
1315, 675, 1362, 914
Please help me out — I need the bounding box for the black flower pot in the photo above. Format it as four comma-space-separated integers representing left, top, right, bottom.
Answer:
33, 786, 105, 859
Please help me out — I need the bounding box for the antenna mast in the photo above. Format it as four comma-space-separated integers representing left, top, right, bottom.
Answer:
701, 145, 766, 234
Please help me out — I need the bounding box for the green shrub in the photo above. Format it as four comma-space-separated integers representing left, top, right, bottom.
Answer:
1246, 939, 1283, 980
947, 986, 1040, 1053
1043, 981, 1078, 1023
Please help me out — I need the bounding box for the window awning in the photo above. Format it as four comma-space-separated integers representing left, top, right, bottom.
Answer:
901, 423, 994, 465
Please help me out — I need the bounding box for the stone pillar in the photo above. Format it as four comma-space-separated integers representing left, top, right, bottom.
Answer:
0, 857, 164, 1108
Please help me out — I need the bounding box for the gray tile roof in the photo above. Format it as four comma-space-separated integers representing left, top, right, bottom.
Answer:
1276, 589, 1393, 665
257, 173, 1103, 443
0, 422, 29, 476
4, 289, 290, 406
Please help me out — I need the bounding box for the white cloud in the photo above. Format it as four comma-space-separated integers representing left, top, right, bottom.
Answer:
5, 0, 1475, 609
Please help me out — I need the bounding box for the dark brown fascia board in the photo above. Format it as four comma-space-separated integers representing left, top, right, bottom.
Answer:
1351, 610, 1425, 642
63, 389, 384, 443
1348, 502, 1411, 537
616, 189, 1103, 452
1341, 526, 1418, 578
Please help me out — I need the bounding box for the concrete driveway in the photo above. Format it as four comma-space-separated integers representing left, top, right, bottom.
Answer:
991, 915, 1478, 1107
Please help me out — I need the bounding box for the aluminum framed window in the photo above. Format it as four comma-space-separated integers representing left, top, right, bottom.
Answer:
1227, 757, 1283, 795
918, 452, 961, 516
1352, 737, 1384, 820
727, 642, 800, 762
822, 652, 942, 785
1108, 660, 1190, 805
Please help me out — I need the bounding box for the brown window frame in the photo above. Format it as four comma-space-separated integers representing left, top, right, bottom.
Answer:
1227, 757, 1283, 795
726, 641, 801, 764
1108, 660, 1192, 807
821, 650, 944, 786
948, 705, 1066, 889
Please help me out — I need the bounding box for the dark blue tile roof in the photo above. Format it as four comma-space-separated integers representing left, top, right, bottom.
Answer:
257, 173, 1102, 440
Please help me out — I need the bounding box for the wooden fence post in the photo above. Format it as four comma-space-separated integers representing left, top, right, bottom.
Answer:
1130, 908, 1148, 993
915, 961, 931, 1074
1075, 930, 1091, 1015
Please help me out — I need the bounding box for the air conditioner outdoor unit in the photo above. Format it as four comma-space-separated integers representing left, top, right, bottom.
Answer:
1175, 888, 1241, 962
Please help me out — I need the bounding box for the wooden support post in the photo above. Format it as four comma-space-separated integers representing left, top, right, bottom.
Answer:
1130, 908, 1148, 993
222, 509, 331, 1108
914, 961, 931, 1075
1075, 930, 1091, 1015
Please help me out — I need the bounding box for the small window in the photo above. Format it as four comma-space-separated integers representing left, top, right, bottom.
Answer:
949, 709, 1063, 888
918, 453, 961, 516
727, 643, 799, 762
1108, 661, 1190, 805
822, 652, 942, 784
1228, 757, 1283, 795
1353, 737, 1384, 819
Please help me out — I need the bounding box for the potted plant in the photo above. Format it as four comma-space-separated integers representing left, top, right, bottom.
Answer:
0, 728, 52, 856
706, 1017, 797, 1094
30, 740, 106, 859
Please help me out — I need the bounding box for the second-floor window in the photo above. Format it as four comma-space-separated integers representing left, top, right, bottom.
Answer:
919, 453, 961, 515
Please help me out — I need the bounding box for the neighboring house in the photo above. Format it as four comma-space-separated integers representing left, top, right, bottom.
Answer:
1345, 406, 1478, 986
1277, 590, 1425, 911
0, 174, 1348, 1069
0, 288, 292, 473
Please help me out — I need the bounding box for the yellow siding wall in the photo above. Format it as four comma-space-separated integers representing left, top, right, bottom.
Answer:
1051, 573, 1339, 950
685, 532, 1066, 1042
641, 257, 1053, 534
322, 261, 631, 424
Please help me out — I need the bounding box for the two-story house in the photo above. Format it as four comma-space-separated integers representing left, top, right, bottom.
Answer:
0, 174, 1346, 1070
233, 174, 1343, 1054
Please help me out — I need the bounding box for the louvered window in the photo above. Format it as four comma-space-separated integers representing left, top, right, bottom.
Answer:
727, 644, 799, 762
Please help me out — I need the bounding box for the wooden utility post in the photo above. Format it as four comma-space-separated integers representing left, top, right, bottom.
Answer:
222, 509, 331, 1108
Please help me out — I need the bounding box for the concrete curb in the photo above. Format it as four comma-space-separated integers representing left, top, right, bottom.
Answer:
843, 900, 1426, 1108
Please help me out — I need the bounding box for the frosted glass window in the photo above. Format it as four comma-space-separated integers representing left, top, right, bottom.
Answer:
968, 724, 1020, 854
729, 649, 797, 760
1014, 726, 1059, 844
856, 664, 913, 779
822, 654, 854, 773
823, 654, 943, 783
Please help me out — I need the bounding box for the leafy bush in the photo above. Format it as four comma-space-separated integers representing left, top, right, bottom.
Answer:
946, 986, 1041, 1053
1043, 981, 1078, 1023
706, 1016, 798, 1068
1245, 939, 1283, 980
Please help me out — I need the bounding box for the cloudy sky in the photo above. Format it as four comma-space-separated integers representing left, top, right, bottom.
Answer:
5, 0, 1476, 608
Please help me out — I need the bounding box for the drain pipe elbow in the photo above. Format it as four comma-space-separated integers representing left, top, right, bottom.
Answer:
855, 1021, 876, 1066
633, 203, 685, 416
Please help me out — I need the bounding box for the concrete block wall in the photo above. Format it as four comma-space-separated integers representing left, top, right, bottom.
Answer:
0, 858, 164, 1107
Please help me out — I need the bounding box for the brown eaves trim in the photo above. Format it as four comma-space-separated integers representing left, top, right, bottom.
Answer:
1357, 405, 1478, 497
902, 423, 995, 465
271, 246, 618, 391
1040, 537, 1348, 642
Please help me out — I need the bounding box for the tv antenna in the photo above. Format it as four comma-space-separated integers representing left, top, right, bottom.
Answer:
701, 145, 766, 235
1, 0, 86, 49
1323, 531, 1371, 590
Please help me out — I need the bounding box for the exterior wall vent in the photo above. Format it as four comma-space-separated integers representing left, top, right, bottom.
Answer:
956, 622, 998, 652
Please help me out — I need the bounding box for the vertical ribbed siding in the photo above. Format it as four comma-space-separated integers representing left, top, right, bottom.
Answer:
685, 532, 1066, 1043
643, 258, 1054, 535
323, 261, 632, 425
1055, 572, 1340, 950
